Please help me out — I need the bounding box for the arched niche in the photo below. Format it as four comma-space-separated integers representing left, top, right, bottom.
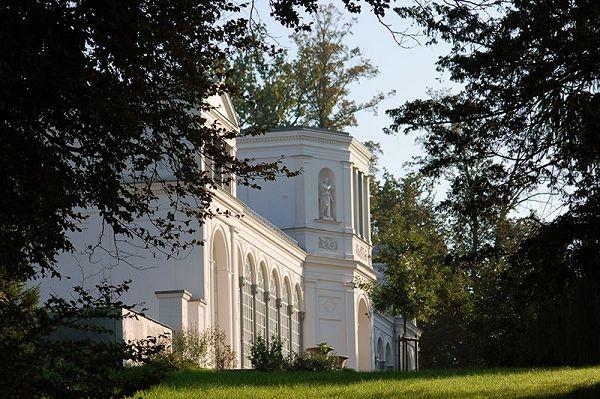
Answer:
357, 298, 371, 371
318, 168, 336, 221
211, 229, 232, 340
385, 342, 392, 368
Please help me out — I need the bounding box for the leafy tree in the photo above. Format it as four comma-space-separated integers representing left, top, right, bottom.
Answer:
389, 0, 600, 228
0, 0, 392, 394
387, 0, 600, 367
368, 171, 448, 324
230, 4, 391, 131
291, 4, 391, 130
228, 27, 298, 131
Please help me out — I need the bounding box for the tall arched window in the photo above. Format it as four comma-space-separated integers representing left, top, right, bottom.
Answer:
268, 271, 279, 340
291, 284, 303, 354
240, 256, 255, 368
376, 337, 384, 370
281, 280, 291, 356
255, 264, 267, 339
385, 342, 393, 370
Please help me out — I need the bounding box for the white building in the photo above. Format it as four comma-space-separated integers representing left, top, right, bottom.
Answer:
40, 95, 420, 371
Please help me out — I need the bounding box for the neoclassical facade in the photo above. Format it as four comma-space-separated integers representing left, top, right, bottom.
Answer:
40, 95, 419, 371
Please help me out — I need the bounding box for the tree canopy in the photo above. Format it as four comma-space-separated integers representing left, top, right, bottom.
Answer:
229, 4, 391, 131
384, 0, 600, 367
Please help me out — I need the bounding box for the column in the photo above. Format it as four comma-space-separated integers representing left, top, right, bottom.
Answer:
239, 276, 245, 368
303, 279, 317, 348
342, 162, 354, 234
251, 284, 257, 339
299, 311, 305, 352
353, 168, 357, 233
363, 174, 370, 243
287, 304, 294, 354
264, 291, 270, 342
276, 298, 282, 338
343, 282, 357, 369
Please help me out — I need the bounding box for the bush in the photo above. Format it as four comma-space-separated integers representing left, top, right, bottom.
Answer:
249, 335, 285, 371
170, 326, 236, 370
0, 280, 171, 398
284, 352, 338, 371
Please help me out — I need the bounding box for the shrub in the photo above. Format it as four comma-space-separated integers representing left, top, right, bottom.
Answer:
206, 327, 237, 370
170, 326, 236, 370
249, 335, 285, 371
171, 327, 208, 368
284, 352, 338, 371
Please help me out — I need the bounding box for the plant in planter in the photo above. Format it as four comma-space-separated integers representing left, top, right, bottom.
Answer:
317, 342, 335, 355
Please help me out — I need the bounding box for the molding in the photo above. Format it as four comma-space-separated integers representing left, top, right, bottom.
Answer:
155, 289, 192, 301
237, 133, 351, 147
314, 218, 341, 225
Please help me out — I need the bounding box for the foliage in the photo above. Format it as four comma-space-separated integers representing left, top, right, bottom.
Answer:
248, 335, 285, 371
0, 280, 169, 398
228, 26, 297, 131
171, 328, 209, 368
137, 367, 600, 399
0, 0, 390, 394
366, 171, 449, 323
316, 342, 334, 355
230, 4, 391, 131
385, 0, 600, 367
284, 352, 338, 372
170, 326, 235, 370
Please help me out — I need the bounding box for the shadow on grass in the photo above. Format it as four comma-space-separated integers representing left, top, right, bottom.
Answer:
525, 383, 600, 399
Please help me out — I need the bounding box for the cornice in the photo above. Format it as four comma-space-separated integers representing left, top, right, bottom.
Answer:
237, 133, 352, 147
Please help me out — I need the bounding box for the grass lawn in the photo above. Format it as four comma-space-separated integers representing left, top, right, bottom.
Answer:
135, 366, 600, 399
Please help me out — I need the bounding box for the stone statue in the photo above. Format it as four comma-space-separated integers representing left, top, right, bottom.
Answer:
319, 177, 334, 220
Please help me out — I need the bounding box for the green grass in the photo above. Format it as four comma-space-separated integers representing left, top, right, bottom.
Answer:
135, 366, 600, 399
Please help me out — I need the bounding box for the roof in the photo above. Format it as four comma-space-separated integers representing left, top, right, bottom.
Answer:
268, 125, 350, 137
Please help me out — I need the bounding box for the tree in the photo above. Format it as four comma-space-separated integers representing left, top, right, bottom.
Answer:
230, 4, 391, 131
0, 0, 393, 394
368, 171, 448, 324
389, 0, 600, 225
228, 27, 298, 130
387, 0, 600, 367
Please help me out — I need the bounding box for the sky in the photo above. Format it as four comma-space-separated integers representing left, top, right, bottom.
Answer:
248, 1, 454, 179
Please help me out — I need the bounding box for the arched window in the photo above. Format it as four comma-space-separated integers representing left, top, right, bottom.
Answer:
385, 342, 393, 370
268, 271, 279, 340
240, 256, 255, 368
291, 283, 303, 354
255, 263, 268, 339
376, 337, 384, 370
281, 280, 291, 356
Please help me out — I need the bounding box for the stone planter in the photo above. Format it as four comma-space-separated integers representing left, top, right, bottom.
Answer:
331, 355, 349, 369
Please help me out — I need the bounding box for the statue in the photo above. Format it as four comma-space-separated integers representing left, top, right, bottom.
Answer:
319, 177, 334, 220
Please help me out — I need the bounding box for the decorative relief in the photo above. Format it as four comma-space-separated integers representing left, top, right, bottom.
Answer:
318, 236, 338, 250
319, 297, 340, 313
356, 244, 368, 260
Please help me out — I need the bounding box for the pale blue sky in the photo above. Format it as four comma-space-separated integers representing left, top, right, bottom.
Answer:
250, 2, 453, 178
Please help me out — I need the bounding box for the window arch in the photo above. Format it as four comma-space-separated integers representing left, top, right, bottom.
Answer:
385, 342, 393, 369
240, 254, 255, 368
281, 278, 292, 356
291, 283, 303, 354
268, 270, 280, 340
376, 337, 384, 370
255, 262, 268, 339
